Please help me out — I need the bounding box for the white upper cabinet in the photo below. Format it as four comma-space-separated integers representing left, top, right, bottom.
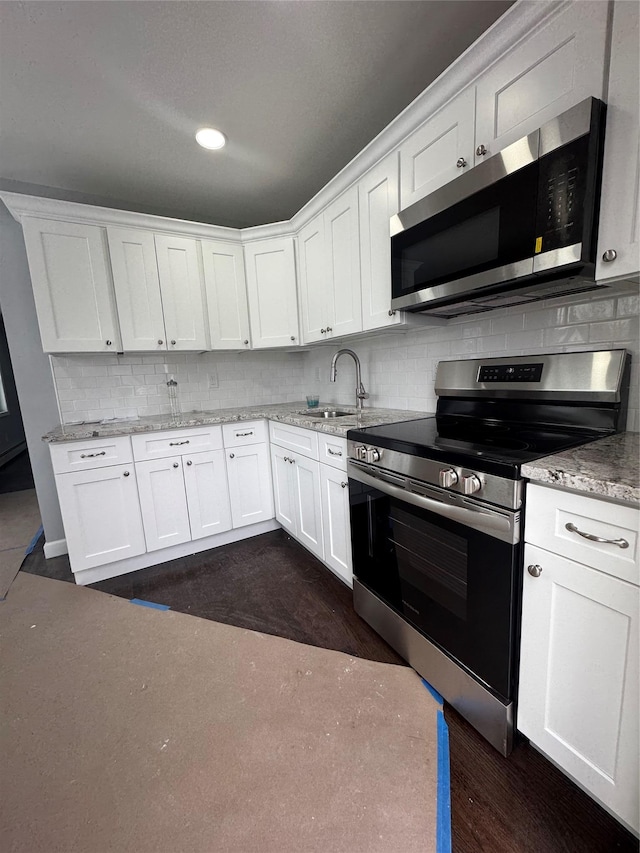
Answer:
21, 217, 121, 353
474, 1, 609, 163
107, 226, 167, 352
324, 186, 362, 339
298, 187, 362, 344
399, 88, 475, 209
201, 238, 252, 350
596, 0, 640, 283
358, 153, 404, 331
298, 215, 327, 343
244, 237, 299, 348
154, 234, 209, 351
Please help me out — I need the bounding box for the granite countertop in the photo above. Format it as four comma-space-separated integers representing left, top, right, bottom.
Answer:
521, 432, 640, 507
43, 402, 433, 443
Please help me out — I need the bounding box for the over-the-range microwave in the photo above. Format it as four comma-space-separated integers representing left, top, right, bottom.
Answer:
390, 98, 609, 318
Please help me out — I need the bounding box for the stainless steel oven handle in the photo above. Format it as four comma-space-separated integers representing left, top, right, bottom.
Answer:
349, 464, 519, 545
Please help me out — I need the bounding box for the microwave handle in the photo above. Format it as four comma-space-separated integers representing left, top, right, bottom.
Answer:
349, 464, 518, 545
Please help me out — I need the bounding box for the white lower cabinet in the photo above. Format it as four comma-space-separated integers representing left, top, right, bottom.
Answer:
54, 463, 146, 571
519, 485, 640, 834
270, 444, 324, 561
320, 463, 352, 585
135, 456, 192, 551
183, 449, 232, 540
225, 443, 274, 528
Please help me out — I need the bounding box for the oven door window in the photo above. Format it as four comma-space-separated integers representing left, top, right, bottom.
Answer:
350, 482, 520, 701
391, 162, 538, 298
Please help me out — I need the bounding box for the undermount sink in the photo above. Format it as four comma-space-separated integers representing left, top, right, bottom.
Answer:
303, 409, 353, 419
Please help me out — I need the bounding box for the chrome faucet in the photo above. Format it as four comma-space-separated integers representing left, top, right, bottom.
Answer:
330, 348, 369, 410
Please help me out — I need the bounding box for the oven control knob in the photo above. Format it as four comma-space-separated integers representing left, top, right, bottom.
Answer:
365, 447, 381, 463
462, 474, 482, 495
354, 445, 367, 461
439, 468, 458, 488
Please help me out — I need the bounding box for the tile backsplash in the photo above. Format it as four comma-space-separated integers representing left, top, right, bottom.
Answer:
52, 285, 639, 431
52, 351, 308, 424
304, 287, 640, 431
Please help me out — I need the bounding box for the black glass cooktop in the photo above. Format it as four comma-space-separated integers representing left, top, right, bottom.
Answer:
348, 416, 603, 478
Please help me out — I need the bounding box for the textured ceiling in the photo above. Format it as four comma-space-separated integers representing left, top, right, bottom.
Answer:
0, 1, 513, 227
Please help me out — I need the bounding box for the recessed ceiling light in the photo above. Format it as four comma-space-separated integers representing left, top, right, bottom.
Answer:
195, 127, 227, 150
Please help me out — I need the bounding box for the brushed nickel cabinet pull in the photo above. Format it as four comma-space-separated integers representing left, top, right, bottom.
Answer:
327, 448, 342, 456
80, 451, 106, 459
169, 440, 190, 446
565, 522, 629, 549
235, 431, 254, 437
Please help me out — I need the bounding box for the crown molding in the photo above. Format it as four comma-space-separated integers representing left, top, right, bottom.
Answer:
0, 191, 243, 243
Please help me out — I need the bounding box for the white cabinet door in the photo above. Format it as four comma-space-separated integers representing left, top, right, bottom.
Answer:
55, 463, 145, 572
182, 449, 232, 540
474, 2, 608, 163
320, 463, 352, 585
154, 234, 209, 351
201, 238, 252, 350
324, 186, 362, 339
226, 443, 274, 528
135, 456, 191, 551
270, 445, 296, 534
399, 88, 475, 208
596, 0, 640, 283
297, 215, 327, 344
21, 217, 121, 353
518, 544, 639, 834
359, 153, 403, 331
292, 453, 324, 561
244, 237, 299, 348
107, 226, 167, 352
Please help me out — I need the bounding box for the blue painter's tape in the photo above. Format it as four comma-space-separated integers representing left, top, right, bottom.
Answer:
436, 709, 452, 853
25, 525, 44, 556
130, 598, 170, 611
421, 677, 444, 705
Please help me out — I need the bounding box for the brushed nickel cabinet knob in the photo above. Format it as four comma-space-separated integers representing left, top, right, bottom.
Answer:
172, 462, 179, 468
476, 144, 488, 156
243, 339, 249, 345
602, 249, 617, 262
106, 340, 112, 346
157, 339, 164, 345
456, 157, 467, 168
527, 564, 542, 577
170, 339, 176, 345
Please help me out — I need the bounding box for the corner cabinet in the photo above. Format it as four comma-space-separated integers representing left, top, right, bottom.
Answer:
596, 0, 640, 284
21, 217, 121, 353
243, 237, 300, 348
518, 483, 639, 835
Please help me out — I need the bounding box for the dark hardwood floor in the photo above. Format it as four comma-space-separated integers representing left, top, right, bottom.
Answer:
20, 530, 638, 853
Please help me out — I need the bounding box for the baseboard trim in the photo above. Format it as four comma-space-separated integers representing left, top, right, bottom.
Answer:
43, 538, 68, 559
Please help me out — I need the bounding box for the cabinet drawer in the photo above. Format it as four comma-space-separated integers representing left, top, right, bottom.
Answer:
525, 484, 639, 586
50, 436, 133, 474
222, 420, 266, 448
269, 421, 319, 459
318, 434, 348, 471
131, 426, 223, 461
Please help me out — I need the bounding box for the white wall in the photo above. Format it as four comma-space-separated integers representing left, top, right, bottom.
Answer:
0, 203, 65, 543
305, 286, 640, 430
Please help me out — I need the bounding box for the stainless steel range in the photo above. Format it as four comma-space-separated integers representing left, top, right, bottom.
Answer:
347, 349, 631, 755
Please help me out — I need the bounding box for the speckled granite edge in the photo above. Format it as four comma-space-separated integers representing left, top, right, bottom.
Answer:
522, 432, 640, 507
42, 402, 433, 443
